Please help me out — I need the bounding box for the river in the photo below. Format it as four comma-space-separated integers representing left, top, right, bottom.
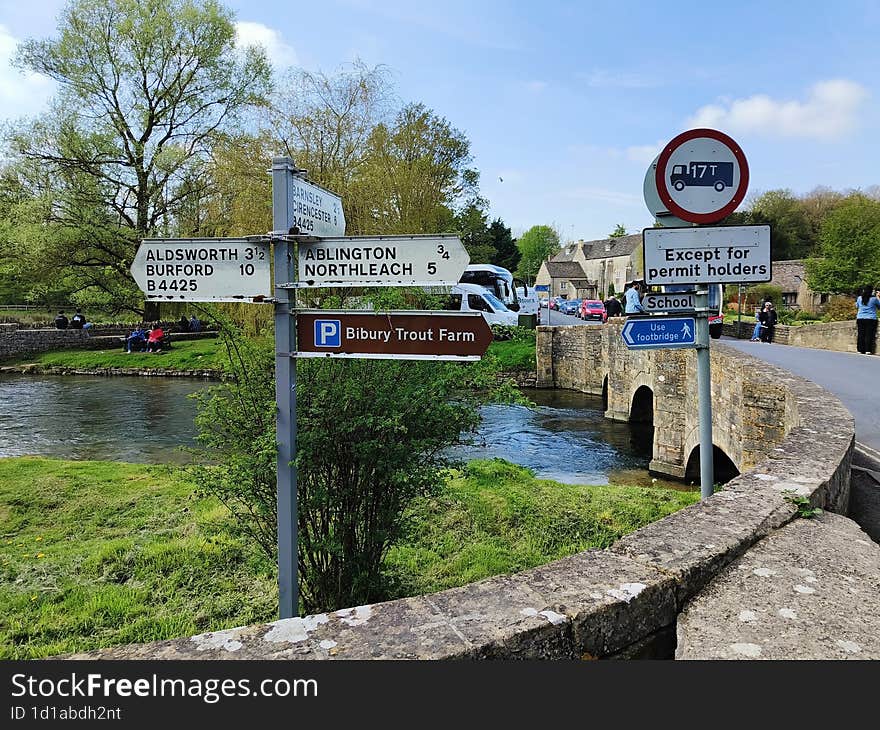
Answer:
0, 375, 684, 488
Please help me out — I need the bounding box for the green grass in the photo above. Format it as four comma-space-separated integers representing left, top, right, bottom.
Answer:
1, 338, 227, 373
0, 456, 698, 658
0, 457, 277, 658
385, 458, 698, 597
487, 338, 537, 371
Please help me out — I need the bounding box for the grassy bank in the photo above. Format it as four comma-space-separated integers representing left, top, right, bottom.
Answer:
0, 456, 697, 658
1, 338, 227, 374
486, 327, 536, 371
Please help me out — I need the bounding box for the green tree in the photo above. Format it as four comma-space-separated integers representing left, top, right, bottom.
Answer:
609, 224, 627, 238
515, 225, 560, 283
806, 194, 880, 293
5, 0, 272, 313
488, 218, 519, 273
749, 189, 814, 260
455, 201, 494, 263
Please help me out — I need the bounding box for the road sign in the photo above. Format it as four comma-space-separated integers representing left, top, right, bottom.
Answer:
296, 235, 470, 288
643, 225, 771, 286
295, 310, 492, 360
621, 316, 697, 350
655, 128, 749, 224
131, 239, 271, 302
284, 175, 345, 237
643, 291, 696, 313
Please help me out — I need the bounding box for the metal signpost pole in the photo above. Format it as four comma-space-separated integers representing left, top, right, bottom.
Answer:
271, 157, 298, 619
694, 287, 714, 499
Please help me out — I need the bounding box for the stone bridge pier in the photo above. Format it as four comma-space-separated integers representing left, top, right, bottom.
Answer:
537, 319, 795, 483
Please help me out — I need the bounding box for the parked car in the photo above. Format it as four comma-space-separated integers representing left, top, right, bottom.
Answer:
558, 298, 582, 316
548, 296, 564, 311
579, 299, 607, 322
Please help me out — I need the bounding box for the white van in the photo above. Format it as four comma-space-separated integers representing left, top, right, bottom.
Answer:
442, 283, 520, 326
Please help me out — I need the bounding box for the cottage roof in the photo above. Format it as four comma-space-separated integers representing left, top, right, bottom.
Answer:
545, 261, 588, 279
580, 234, 642, 260
769, 260, 807, 293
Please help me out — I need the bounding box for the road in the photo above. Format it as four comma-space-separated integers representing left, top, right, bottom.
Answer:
721, 336, 880, 460
541, 306, 605, 326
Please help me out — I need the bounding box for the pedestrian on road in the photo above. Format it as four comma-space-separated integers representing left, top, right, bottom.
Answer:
758, 302, 777, 343
855, 285, 880, 354
604, 295, 622, 318
624, 281, 645, 315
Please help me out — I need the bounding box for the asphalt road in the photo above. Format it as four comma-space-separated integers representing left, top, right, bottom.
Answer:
542, 307, 606, 326
721, 336, 880, 460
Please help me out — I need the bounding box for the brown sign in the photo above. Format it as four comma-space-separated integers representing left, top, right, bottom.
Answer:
295, 310, 493, 360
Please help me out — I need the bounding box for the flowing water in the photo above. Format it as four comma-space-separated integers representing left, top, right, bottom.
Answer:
0, 376, 687, 488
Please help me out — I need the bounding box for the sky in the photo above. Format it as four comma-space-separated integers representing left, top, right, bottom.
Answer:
1, 0, 879, 241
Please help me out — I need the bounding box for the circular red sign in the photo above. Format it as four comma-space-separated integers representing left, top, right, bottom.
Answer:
655, 128, 749, 224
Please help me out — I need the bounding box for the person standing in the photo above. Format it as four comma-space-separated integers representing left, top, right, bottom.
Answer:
624, 281, 645, 315
758, 302, 777, 343
604, 295, 622, 318
855, 285, 880, 354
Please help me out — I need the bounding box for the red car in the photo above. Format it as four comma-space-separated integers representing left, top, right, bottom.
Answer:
579, 299, 607, 322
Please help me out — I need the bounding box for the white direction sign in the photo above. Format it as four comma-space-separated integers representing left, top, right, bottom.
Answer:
655, 128, 749, 224
643, 291, 696, 313
297, 234, 470, 288
132, 239, 271, 302
286, 176, 346, 237
643, 225, 771, 286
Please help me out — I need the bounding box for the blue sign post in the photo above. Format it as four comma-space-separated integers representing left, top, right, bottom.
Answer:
621, 316, 697, 350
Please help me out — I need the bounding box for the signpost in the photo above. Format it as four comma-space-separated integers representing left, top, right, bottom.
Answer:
621, 317, 696, 350
131, 239, 271, 302
296, 311, 492, 360
284, 175, 346, 238
296, 235, 469, 288
642, 291, 696, 313
641, 128, 757, 501
643, 225, 771, 286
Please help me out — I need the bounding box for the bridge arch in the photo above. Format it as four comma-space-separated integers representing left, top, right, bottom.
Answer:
629, 385, 653, 424
684, 444, 740, 485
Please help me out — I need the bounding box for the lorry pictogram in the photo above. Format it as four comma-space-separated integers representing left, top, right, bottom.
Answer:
670, 161, 733, 192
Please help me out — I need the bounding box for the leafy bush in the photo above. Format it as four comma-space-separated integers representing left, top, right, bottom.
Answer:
490, 324, 536, 343
190, 316, 521, 614
822, 295, 857, 322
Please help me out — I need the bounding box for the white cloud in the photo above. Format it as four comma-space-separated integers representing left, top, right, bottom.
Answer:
0, 24, 56, 120
687, 80, 869, 141
525, 80, 547, 93
566, 187, 642, 206
234, 21, 298, 68
625, 141, 663, 165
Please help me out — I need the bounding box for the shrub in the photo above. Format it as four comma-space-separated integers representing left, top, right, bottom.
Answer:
822, 295, 857, 322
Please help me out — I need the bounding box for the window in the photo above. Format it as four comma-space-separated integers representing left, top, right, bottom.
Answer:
782, 293, 797, 306
468, 294, 493, 313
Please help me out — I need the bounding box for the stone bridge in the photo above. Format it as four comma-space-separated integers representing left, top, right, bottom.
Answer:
69, 320, 880, 660
536, 319, 795, 482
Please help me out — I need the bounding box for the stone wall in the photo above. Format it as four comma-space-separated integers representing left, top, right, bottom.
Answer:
0, 327, 217, 359
69, 322, 856, 661
722, 319, 859, 353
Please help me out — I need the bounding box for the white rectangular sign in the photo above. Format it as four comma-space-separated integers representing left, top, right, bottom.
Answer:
643, 225, 771, 285
132, 239, 271, 302
286, 176, 345, 237
642, 291, 696, 312
297, 234, 470, 288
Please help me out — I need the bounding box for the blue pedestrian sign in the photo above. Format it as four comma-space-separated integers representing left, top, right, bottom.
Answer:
622, 316, 697, 350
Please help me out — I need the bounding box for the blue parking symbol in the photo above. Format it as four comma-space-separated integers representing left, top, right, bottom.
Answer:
314, 319, 341, 347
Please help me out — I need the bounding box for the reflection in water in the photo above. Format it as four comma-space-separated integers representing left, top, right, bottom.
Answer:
0, 375, 211, 464
0, 377, 688, 489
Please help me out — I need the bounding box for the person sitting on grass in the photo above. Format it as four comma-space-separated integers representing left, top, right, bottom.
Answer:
124, 326, 147, 353
147, 324, 165, 353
